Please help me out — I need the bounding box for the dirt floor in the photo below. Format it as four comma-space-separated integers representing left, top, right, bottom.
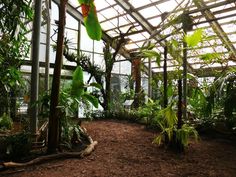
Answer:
2, 120, 236, 177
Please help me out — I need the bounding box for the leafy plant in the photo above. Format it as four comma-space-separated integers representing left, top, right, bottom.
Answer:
58, 66, 100, 146
0, 0, 32, 117
78, 0, 102, 40
184, 29, 203, 48
5, 132, 31, 160
0, 113, 13, 130
137, 99, 161, 128
71, 66, 100, 109
141, 50, 161, 67
153, 103, 199, 152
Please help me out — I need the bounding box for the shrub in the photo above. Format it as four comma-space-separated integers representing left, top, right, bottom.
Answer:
0, 113, 13, 130
5, 132, 31, 160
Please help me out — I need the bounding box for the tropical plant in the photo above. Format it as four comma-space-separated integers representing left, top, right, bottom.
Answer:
0, 113, 13, 130
153, 103, 199, 152
78, 0, 102, 40
58, 66, 100, 146
205, 71, 236, 129
4, 132, 31, 160
137, 99, 161, 127
0, 0, 33, 118
70, 66, 100, 109
62, 26, 132, 111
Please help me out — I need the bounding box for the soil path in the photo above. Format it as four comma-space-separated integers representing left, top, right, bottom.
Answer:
2, 120, 236, 177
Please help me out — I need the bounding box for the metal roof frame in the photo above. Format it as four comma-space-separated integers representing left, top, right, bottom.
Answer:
53, 0, 236, 76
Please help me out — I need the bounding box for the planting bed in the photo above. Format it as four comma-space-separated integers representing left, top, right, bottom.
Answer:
2, 120, 236, 177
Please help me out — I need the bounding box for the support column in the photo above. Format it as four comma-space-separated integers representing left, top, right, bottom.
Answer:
148, 58, 152, 98
30, 0, 43, 136
77, 20, 81, 56
45, 0, 51, 92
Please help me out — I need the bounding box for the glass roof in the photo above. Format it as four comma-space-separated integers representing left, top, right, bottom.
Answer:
65, 0, 236, 75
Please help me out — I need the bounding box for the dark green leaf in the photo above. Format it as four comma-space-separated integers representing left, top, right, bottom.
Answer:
142, 50, 161, 66
81, 92, 99, 108
89, 82, 102, 89
71, 66, 84, 98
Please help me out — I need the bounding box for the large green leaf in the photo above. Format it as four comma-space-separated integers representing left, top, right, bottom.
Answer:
142, 50, 161, 66
89, 82, 102, 89
200, 53, 221, 63
81, 92, 99, 108
71, 66, 84, 98
167, 84, 173, 98
184, 29, 203, 48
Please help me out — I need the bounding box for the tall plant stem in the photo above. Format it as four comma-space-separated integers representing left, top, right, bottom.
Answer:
182, 30, 188, 120
177, 79, 183, 129
163, 45, 168, 108
48, 0, 68, 153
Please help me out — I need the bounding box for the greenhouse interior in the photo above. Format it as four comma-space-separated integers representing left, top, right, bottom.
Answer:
1, 0, 236, 176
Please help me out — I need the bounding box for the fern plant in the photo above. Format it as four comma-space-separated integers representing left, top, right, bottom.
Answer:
153, 103, 199, 152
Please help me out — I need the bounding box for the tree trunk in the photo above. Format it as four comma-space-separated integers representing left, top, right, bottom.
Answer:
163, 46, 168, 108
182, 30, 188, 120
132, 59, 141, 108
0, 83, 8, 116
10, 89, 16, 120
177, 79, 183, 129
48, 0, 68, 154
104, 71, 112, 111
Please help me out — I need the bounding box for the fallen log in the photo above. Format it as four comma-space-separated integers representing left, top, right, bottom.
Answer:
1, 140, 98, 169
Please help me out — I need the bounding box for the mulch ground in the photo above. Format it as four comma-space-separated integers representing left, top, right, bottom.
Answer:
2, 119, 236, 177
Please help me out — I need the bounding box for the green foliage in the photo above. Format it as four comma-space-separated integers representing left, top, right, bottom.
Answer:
167, 13, 193, 31
188, 87, 211, 119
184, 29, 203, 48
0, 132, 31, 160
137, 99, 161, 128
81, 92, 99, 108
0, 113, 13, 130
78, 0, 102, 40
153, 103, 199, 151
153, 124, 198, 149
71, 66, 84, 98
141, 50, 161, 67
187, 71, 236, 132
0, 0, 33, 36
200, 53, 221, 63
84, 4, 102, 41
59, 66, 100, 119
0, 0, 32, 82
167, 39, 182, 65
175, 124, 199, 146
89, 82, 102, 89
37, 92, 51, 117
0, 0, 32, 116
158, 104, 177, 128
